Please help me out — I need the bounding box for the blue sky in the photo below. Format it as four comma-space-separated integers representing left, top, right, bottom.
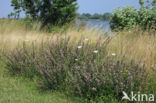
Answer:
78, 0, 140, 14
0, 0, 140, 18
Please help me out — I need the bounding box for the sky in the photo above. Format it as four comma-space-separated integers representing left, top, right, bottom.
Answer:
0, 0, 140, 18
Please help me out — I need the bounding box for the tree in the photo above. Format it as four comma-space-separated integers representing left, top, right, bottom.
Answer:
10, 0, 78, 28
139, 0, 145, 7
82, 13, 91, 19
152, 0, 156, 6
90, 13, 102, 20
78, 13, 91, 20
102, 13, 112, 21
145, 0, 156, 7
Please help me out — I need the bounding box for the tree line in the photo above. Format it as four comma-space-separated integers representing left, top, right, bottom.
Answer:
78, 13, 112, 21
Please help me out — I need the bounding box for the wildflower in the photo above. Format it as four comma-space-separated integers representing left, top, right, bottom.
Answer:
75, 59, 78, 61
93, 50, 98, 54
93, 41, 97, 44
87, 41, 91, 45
85, 75, 90, 81
46, 50, 51, 55
92, 87, 97, 91
78, 46, 82, 49
125, 69, 128, 73
85, 38, 89, 41
95, 78, 100, 84
20, 46, 24, 49
112, 53, 116, 56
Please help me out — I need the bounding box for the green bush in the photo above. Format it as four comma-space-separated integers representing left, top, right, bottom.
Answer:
110, 6, 156, 31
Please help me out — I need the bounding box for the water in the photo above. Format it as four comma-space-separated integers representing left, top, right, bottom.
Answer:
78, 20, 111, 32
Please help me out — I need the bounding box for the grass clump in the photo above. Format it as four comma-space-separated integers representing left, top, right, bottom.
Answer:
5, 42, 39, 78
4, 36, 151, 102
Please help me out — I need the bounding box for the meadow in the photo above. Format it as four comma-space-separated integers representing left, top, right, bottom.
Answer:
0, 19, 156, 103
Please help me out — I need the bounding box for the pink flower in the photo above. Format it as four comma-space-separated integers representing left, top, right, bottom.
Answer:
92, 87, 97, 91
46, 50, 51, 55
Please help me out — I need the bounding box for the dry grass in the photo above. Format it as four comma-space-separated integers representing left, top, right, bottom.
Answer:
0, 20, 105, 51
0, 20, 155, 69
107, 30, 156, 68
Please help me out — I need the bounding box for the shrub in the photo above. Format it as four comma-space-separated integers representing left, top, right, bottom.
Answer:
5, 37, 148, 102
38, 48, 147, 101
110, 6, 138, 30
5, 42, 39, 78
110, 6, 156, 31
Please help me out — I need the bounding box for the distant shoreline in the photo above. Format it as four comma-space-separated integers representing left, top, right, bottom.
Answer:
78, 19, 110, 21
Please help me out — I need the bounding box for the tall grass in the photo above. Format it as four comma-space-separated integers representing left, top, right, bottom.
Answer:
0, 19, 105, 48
0, 19, 155, 69
5, 37, 149, 102
0, 19, 156, 102
107, 29, 156, 68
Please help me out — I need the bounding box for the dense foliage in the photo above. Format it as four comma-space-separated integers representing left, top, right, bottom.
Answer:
9, 0, 78, 28
78, 13, 112, 21
110, 0, 156, 31
5, 37, 151, 102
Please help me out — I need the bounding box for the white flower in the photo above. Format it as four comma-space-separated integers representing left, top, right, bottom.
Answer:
78, 46, 82, 49
85, 38, 89, 41
93, 50, 98, 54
112, 53, 116, 56
75, 59, 78, 61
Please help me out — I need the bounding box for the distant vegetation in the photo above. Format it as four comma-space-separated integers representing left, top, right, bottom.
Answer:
78, 13, 112, 21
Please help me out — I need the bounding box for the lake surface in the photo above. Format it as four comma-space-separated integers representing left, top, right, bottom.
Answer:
78, 20, 111, 32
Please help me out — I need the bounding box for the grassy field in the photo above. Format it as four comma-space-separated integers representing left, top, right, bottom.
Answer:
0, 56, 82, 103
0, 19, 156, 103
